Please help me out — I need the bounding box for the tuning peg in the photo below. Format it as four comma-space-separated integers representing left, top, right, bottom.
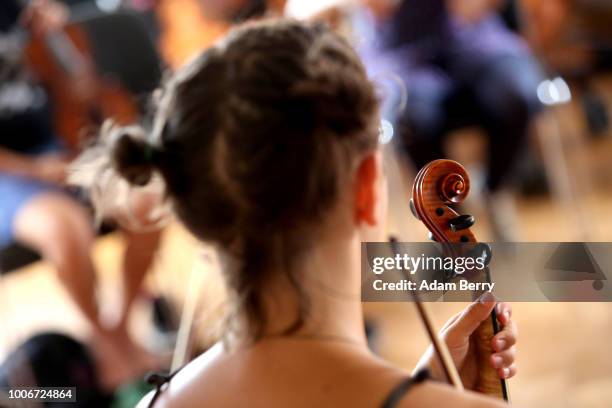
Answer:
448, 214, 475, 232
428, 231, 437, 242
409, 198, 420, 220
467, 243, 492, 267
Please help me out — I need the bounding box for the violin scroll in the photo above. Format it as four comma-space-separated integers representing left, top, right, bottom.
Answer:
440, 172, 468, 204
411, 160, 476, 245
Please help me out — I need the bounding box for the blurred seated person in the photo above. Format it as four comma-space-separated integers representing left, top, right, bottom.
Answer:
522, 0, 612, 135
72, 19, 518, 408
0, 0, 161, 390
357, 0, 544, 240
522, 0, 612, 75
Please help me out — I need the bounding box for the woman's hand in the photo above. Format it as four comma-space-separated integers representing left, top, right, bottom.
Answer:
415, 293, 517, 391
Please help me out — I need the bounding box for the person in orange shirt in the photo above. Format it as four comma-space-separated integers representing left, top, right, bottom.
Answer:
156, 0, 286, 68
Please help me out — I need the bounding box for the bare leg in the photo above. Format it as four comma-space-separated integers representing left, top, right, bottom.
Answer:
113, 190, 164, 331
12, 192, 157, 390
13, 193, 101, 329
109, 191, 166, 374
116, 228, 162, 331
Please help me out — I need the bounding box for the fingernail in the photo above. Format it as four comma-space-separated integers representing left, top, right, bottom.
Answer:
478, 291, 495, 304
496, 338, 506, 350
492, 356, 503, 368
502, 367, 510, 378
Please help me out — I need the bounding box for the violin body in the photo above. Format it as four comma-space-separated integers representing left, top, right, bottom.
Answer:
26, 23, 137, 150
411, 159, 508, 400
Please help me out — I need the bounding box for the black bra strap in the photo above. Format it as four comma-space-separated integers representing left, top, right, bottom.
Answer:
144, 366, 429, 408
145, 367, 183, 408
381, 369, 430, 408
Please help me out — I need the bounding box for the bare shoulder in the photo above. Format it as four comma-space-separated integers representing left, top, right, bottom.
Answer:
394, 381, 508, 408
136, 391, 154, 408
136, 342, 225, 408
135, 342, 506, 408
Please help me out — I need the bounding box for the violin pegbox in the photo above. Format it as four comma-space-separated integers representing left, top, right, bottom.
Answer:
410, 159, 477, 244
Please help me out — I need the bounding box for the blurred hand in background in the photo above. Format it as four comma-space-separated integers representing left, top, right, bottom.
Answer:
21, 0, 68, 36
447, 0, 504, 24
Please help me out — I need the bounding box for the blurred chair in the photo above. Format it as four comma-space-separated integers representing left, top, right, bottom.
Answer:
516, 0, 612, 239
0, 245, 40, 274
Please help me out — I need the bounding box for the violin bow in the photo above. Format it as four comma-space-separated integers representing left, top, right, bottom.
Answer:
389, 236, 464, 391
406, 159, 509, 401
169, 248, 213, 371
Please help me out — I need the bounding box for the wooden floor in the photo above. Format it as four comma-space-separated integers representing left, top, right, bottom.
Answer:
2, 132, 612, 406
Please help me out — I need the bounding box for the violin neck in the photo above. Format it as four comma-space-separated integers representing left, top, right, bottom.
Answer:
474, 310, 510, 400
43, 31, 87, 78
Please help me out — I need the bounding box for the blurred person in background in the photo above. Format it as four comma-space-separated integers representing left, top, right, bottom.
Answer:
156, 0, 286, 68
523, 0, 612, 136
357, 0, 544, 240
0, 0, 161, 390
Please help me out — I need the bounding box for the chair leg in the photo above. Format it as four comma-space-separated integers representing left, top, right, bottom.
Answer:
535, 106, 594, 240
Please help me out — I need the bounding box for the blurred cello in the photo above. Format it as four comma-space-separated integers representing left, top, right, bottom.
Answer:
25, 17, 138, 150
408, 159, 509, 401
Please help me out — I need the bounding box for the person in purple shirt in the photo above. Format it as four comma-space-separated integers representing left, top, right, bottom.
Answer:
357, 0, 543, 238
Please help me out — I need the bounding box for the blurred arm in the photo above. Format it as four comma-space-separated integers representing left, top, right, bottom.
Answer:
360, 0, 401, 19
0, 147, 37, 176
0, 147, 67, 184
